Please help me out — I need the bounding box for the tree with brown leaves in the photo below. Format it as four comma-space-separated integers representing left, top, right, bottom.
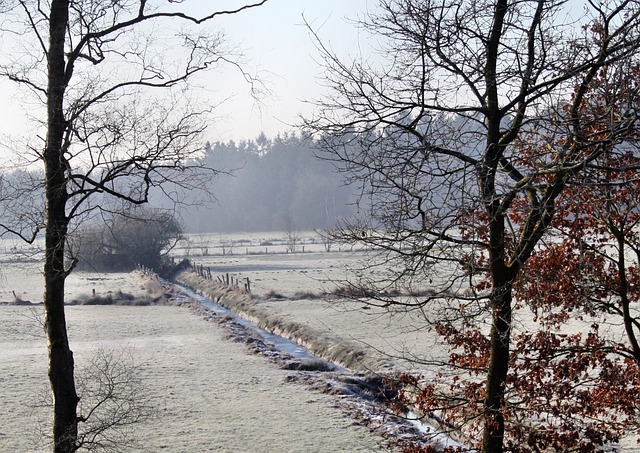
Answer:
306, 1, 640, 450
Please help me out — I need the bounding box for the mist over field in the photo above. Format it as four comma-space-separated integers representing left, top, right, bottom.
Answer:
0, 132, 361, 236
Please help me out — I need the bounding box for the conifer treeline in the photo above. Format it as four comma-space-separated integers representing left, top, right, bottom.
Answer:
187, 132, 357, 233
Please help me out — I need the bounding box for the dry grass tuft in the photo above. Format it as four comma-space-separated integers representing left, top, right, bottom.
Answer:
291, 290, 324, 300
263, 290, 287, 300
67, 290, 162, 306
67, 275, 178, 306
283, 359, 336, 372
330, 283, 434, 300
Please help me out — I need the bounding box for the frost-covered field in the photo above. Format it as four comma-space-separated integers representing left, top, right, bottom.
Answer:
176, 232, 640, 451
0, 303, 383, 452
4, 232, 640, 451
0, 236, 389, 452
177, 232, 451, 373
0, 237, 148, 304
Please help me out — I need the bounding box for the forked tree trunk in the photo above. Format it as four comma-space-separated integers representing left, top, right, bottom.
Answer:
45, 1, 79, 451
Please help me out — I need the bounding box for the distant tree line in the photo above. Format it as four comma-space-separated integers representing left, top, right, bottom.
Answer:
0, 133, 359, 237
184, 132, 358, 233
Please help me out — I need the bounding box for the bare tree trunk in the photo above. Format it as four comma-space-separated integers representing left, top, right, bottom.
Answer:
481, 3, 510, 443
45, 262, 78, 453
482, 275, 513, 452
45, 1, 79, 451
479, 200, 513, 452
0, 1, 268, 450
613, 229, 640, 366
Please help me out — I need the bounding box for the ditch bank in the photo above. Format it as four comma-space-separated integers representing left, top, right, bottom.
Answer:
176, 269, 385, 371
173, 269, 459, 451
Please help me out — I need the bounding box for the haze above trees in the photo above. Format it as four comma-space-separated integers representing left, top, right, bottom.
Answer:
174, 132, 359, 233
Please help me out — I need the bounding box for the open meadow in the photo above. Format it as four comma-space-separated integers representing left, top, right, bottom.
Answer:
0, 234, 416, 452
1, 301, 389, 452
173, 232, 640, 451
3, 232, 640, 451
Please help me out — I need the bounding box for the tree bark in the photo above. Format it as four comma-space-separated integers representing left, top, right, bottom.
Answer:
45, 1, 79, 451
614, 228, 640, 365
482, 268, 513, 452
481, 2, 510, 450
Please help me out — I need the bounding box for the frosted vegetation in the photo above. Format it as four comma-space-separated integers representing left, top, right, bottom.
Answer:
2, 230, 640, 450
0, 232, 435, 451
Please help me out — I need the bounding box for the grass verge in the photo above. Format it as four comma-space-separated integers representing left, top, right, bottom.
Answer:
176, 269, 383, 371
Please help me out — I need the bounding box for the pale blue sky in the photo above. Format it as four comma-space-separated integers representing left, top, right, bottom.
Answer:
0, 0, 589, 149
0, 1, 375, 155
209, 0, 375, 142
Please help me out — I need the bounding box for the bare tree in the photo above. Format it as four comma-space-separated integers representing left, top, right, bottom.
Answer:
284, 216, 299, 253
36, 347, 156, 453
306, 1, 640, 451
0, 1, 267, 451
69, 207, 183, 274
74, 348, 155, 453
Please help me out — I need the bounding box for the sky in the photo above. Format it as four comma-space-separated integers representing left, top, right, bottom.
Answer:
207, 0, 376, 143
0, 0, 376, 155
0, 0, 587, 149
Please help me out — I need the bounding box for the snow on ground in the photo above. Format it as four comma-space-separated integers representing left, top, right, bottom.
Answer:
176, 232, 640, 451
0, 233, 408, 452
179, 233, 451, 375
0, 261, 149, 304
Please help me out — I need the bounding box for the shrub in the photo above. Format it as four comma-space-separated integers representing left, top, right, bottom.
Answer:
69, 208, 183, 273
